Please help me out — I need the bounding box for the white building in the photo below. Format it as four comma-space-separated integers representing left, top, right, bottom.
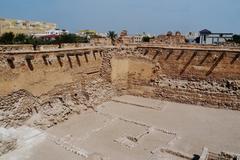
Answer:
132, 35, 143, 43
199, 29, 233, 45
46, 29, 69, 35
185, 32, 199, 44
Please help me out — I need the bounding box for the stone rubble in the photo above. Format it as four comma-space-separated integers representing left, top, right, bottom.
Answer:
0, 78, 117, 129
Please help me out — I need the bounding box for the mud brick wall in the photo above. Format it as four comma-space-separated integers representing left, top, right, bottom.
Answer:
0, 48, 105, 96
0, 44, 239, 112
107, 46, 240, 110
0, 46, 117, 128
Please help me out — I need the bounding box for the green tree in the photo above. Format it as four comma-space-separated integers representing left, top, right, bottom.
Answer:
107, 31, 117, 45
0, 32, 15, 44
0, 32, 90, 45
62, 34, 77, 43
26, 36, 43, 50
14, 33, 27, 44
232, 35, 240, 44
142, 36, 150, 42
55, 34, 78, 44
76, 36, 89, 43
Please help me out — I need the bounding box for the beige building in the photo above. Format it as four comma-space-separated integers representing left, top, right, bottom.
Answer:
0, 17, 57, 35
132, 35, 143, 43
118, 30, 143, 44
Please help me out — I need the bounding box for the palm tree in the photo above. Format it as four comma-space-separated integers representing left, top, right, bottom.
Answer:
107, 31, 117, 45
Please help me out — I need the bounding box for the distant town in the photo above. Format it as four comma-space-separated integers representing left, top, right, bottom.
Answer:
0, 17, 240, 47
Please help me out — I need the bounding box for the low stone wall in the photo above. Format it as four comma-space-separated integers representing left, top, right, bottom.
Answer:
0, 43, 93, 53
39, 43, 92, 50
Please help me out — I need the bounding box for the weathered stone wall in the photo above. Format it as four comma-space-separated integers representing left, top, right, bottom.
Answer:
150, 35, 186, 44
0, 47, 117, 128
0, 44, 239, 129
106, 46, 240, 110
0, 48, 105, 96
0, 79, 116, 129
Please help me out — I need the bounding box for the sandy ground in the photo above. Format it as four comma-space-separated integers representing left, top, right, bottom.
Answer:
1, 95, 240, 160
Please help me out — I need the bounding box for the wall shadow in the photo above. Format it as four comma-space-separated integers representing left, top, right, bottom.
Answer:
176, 50, 184, 61
57, 54, 64, 67
143, 49, 149, 56
199, 51, 210, 66
84, 52, 89, 63
67, 55, 73, 68
93, 51, 97, 60
180, 51, 197, 75
7, 57, 15, 69
206, 52, 225, 76
42, 54, 49, 66
76, 54, 81, 66
25, 55, 34, 71
99, 51, 103, 57
231, 53, 240, 65
152, 50, 160, 60
165, 50, 173, 60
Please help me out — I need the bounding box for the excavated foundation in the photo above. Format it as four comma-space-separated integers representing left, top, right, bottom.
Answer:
0, 45, 239, 159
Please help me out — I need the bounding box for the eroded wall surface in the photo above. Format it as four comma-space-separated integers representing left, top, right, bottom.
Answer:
0, 49, 104, 96
0, 47, 117, 128
107, 47, 240, 110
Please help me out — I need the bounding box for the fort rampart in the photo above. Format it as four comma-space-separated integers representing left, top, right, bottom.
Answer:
0, 44, 239, 125
105, 45, 240, 110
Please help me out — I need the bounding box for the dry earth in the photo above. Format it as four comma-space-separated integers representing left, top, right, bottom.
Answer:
1, 95, 240, 160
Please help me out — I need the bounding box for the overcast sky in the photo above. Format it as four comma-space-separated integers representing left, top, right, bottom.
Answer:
0, 0, 240, 34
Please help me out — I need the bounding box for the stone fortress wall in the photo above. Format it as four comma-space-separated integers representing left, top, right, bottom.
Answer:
104, 45, 240, 110
0, 46, 117, 128
0, 44, 239, 128
0, 47, 108, 96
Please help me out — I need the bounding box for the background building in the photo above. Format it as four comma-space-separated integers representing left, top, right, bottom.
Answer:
199, 29, 233, 45
79, 30, 97, 37
119, 30, 128, 37
118, 30, 143, 44
0, 17, 57, 35
185, 32, 199, 44
45, 29, 68, 36
132, 35, 143, 43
